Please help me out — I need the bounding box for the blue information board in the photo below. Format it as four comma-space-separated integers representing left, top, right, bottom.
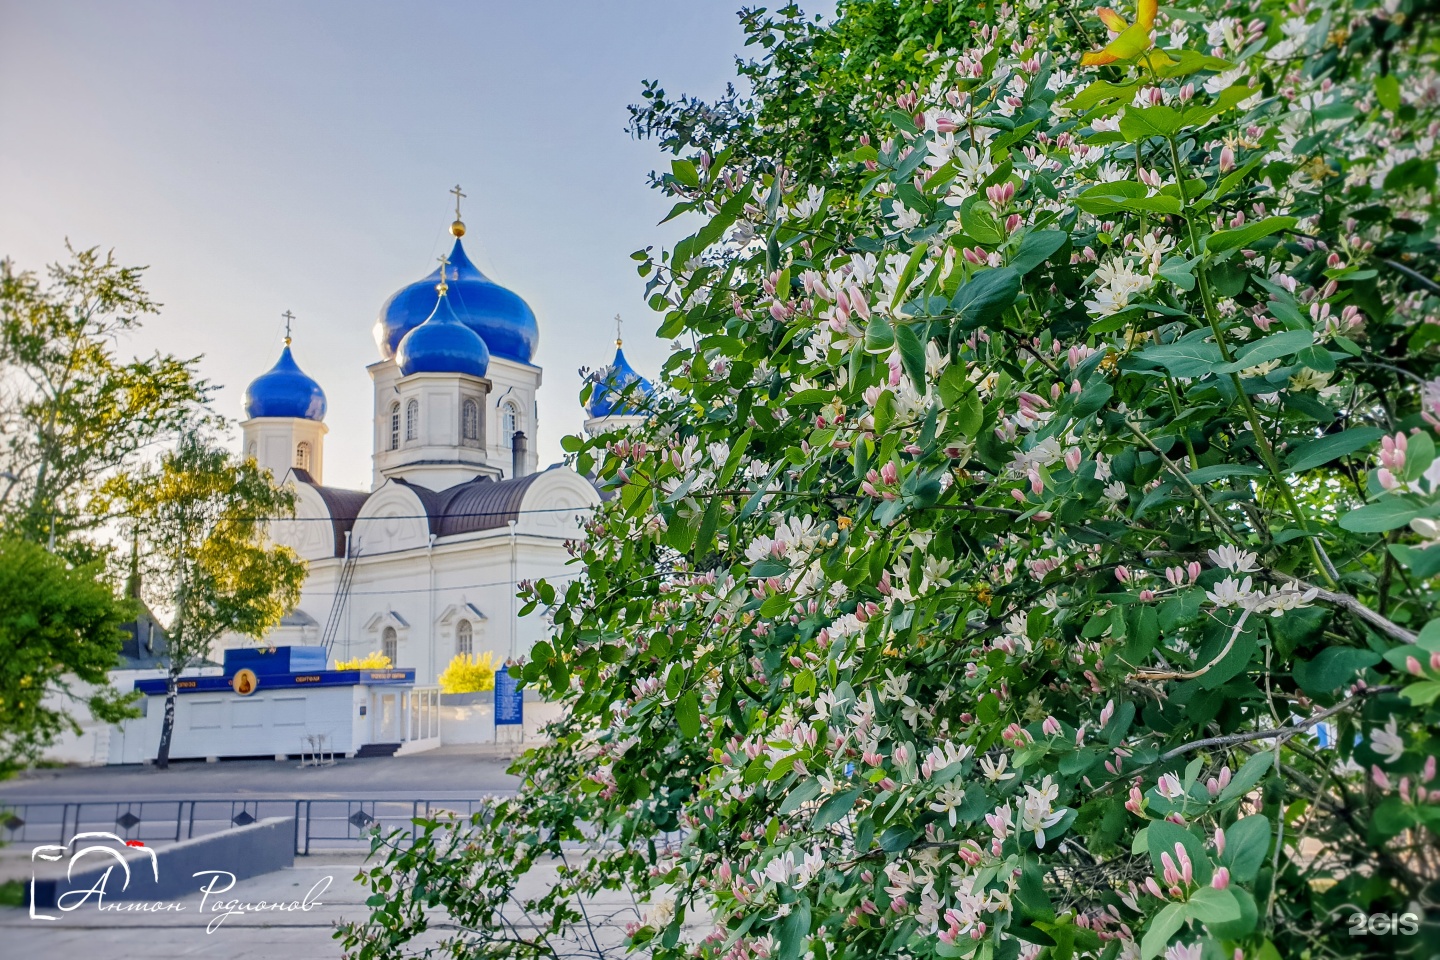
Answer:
494, 669, 524, 726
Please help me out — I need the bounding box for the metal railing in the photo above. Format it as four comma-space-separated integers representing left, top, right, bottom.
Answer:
0, 797, 496, 855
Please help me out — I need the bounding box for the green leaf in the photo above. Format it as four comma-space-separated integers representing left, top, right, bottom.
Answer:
1206, 216, 1297, 254
1186, 886, 1242, 925
812, 788, 860, 828
889, 243, 929, 311
1135, 339, 1224, 379
1402, 680, 1440, 706
675, 690, 701, 739
1284, 427, 1383, 473
953, 389, 984, 438
1293, 647, 1381, 695
1010, 230, 1069, 275
1339, 497, 1425, 533
1376, 74, 1401, 113
951, 267, 1021, 329
1140, 902, 1186, 960
865, 314, 896, 353
1218, 751, 1273, 804
670, 159, 700, 187
778, 896, 811, 960
1215, 329, 1314, 374
894, 323, 928, 394
1221, 815, 1272, 884
1186, 463, 1265, 485
779, 778, 821, 815
1119, 105, 1182, 141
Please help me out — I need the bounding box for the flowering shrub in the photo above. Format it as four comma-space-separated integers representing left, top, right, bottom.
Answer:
341, 0, 1440, 958
438, 651, 497, 693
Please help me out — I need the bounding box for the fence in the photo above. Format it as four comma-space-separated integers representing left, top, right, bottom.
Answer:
0, 797, 494, 855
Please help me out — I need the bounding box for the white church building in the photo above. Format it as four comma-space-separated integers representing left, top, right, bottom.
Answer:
227, 206, 651, 685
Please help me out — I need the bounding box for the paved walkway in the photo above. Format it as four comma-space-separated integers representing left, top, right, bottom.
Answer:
0, 853, 687, 959
0, 744, 524, 802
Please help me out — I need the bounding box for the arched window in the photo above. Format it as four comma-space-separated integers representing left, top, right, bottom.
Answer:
501, 401, 519, 442
389, 402, 400, 451
462, 398, 480, 442
295, 441, 311, 471
456, 619, 472, 656
405, 399, 419, 441
246, 441, 258, 460
382, 626, 398, 664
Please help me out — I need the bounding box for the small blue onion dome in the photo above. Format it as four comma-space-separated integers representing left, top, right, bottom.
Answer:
587, 344, 655, 418
395, 288, 490, 378
243, 344, 327, 421
376, 237, 538, 364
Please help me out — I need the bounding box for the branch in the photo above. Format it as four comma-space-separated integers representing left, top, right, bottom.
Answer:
1154, 685, 1398, 764
1268, 572, 1417, 645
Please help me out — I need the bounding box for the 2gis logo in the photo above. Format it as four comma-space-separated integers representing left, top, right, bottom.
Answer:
1346, 911, 1421, 936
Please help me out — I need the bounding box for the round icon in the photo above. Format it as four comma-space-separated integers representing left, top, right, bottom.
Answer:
231, 668, 258, 696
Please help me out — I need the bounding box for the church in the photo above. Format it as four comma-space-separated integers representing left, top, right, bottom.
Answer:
228, 199, 655, 685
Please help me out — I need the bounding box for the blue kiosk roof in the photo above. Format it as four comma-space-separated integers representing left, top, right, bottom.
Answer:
133, 645, 414, 695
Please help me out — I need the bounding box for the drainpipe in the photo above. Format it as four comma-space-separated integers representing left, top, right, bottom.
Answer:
428, 533, 437, 686
507, 519, 517, 661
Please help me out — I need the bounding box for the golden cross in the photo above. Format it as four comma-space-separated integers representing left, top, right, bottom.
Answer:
615, 314, 623, 347
281, 310, 295, 345
450, 184, 466, 220
436, 253, 451, 294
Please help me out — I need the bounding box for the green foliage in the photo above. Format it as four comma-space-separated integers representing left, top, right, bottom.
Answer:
0, 538, 133, 778
345, 0, 1440, 958
110, 431, 304, 767
0, 245, 211, 556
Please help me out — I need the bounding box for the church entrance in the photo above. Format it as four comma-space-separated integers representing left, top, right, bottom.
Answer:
374, 692, 399, 742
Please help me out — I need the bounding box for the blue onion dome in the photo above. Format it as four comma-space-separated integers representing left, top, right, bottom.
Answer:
243, 343, 327, 421
395, 286, 491, 378
587, 343, 655, 418
376, 237, 538, 364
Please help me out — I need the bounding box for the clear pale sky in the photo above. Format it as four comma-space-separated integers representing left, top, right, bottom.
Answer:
0, 1, 753, 490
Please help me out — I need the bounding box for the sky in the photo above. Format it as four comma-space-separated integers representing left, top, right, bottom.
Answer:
0, 1, 754, 490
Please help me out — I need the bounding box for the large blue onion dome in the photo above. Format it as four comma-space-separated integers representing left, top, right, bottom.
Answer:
243, 343, 327, 421
587, 344, 655, 418
376, 237, 538, 364
395, 286, 490, 378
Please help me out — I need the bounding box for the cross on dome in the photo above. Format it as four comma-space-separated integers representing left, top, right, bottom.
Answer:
282, 309, 296, 346
450, 184, 467, 238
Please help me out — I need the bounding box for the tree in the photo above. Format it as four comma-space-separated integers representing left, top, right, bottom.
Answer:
0, 244, 212, 557
113, 432, 305, 768
345, 0, 1440, 958
0, 539, 135, 778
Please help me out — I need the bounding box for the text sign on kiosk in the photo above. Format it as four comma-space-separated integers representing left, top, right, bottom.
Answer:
494, 668, 523, 726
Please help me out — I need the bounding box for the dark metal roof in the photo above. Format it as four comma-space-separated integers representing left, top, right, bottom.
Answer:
294, 469, 371, 557
391, 470, 550, 538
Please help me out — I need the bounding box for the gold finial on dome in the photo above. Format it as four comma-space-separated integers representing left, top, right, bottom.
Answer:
436, 253, 451, 296
449, 184, 467, 237
615, 314, 623, 348
282, 309, 296, 346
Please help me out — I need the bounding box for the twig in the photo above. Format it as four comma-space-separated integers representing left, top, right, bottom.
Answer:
1268, 572, 1417, 645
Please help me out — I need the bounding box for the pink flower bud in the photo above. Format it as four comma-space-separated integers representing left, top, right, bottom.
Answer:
1212, 866, 1230, 890
1219, 145, 1236, 173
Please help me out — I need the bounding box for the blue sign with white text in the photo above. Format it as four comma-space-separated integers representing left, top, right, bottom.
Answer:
495, 668, 524, 726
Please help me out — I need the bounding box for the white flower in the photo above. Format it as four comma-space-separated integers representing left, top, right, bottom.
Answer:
1205, 575, 1255, 607
980, 753, 1016, 782
1156, 772, 1185, 800
1102, 481, 1129, 502
930, 781, 968, 826
1020, 776, 1067, 848
890, 201, 923, 232
1372, 718, 1405, 764
1207, 545, 1260, 573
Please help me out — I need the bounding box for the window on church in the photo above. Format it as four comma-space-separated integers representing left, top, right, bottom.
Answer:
405, 399, 419, 442
389, 403, 400, 451
247, 441, 257, 460
295, 442, 311, 471
456, 619, 472, 656
462, 398, 480, 442
382, 626, 397, 664
502, 401, 519, 441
